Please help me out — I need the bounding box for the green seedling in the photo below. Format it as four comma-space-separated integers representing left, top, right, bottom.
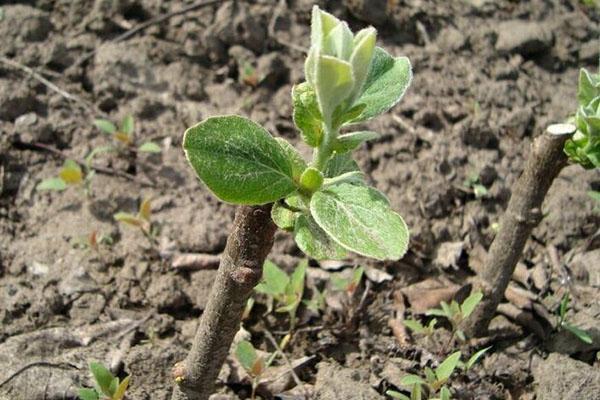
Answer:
183, 6, 411, 262
463, 173, 488, 199
235, 337, 289, 400
114, 198, 158, 245
94, 115, 161, 154
37, 159, 94, 194
386, 348, 490, 400
78, 362, 130, 400
564, 68, 600, 168
331, 265, 364, 296
556, 292, 593, 344
404, 318, 438, 337
255, 260, 307, 330
426, 291, 483, 341
303, 287, 326, 313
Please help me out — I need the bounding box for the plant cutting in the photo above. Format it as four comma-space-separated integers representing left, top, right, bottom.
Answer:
464, 68, 600, 336
171, 6, 412, 400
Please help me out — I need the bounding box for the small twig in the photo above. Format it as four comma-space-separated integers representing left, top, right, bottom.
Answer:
263, 329, 306, 397
16, 141, 154, 187
172, 253, 221, 271
267, 0, 308, 54
74, 0, 228, 67
0, 362, 78, 389
0, 56, 103, 117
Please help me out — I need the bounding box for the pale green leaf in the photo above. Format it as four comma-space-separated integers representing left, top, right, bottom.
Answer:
411, 383, 422, 400
386, 390, 410, 400
310, 183, 409, 260
271, 201, 296, 231
403, 319, 425, 333
465, 347, 491, 371
89, 362, 113, 396
349, 27, 376, 101
460, 291, 483, 319
276, 137, 307, 180
310, 6, 341, 50
183, 115, 296, 205
138, 142, 161, 153
323, 153, 360, 178
78, 388, 99, 400
236, 340, 258, 372
121, 115, 134, 136
435, 351, 461, 383
114, 212, 144, 227
439, 386, 451, 400
256, 260, 289, 296
350, 47, 412, 123
292, 83, 324, 147
400, 374, 425, 387
294, 213, 347, 260
93, 119, 117, 134
564, 322, 593, 344
37, 177, 67, 191
113, 375, 130, 400
108, 377, 119, 397
322, 21, 354, 60
333, 131, 379, 153
289, 259, 307, 296
426, 308, 448, 318
578, 68, 600, 106
315, 55, 355, 123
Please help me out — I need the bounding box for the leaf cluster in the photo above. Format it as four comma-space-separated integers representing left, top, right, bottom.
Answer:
556, 292, 593, 344
386, 348, 490, 400
78, 362, 130, 400
37, 159, 91, 192
255, 260, 307, 329
114, 198, 157, 245
183, 7, 412, 262
94, 115, 161, 153
425, 291, 483, 342
564, 68, 600, 169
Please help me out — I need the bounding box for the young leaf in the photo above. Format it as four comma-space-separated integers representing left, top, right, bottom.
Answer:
236, 340, 258, 373
333, 131, 379, 153
403, 319, 426, 334
386, 390, 410, 400
78, 388, 99, 400
323, 153, 360, 178
400, 374, 425, 386
411, 383, 422, 400
256, 260, 289, 296
113, 375, 131, 400
290, 259, 307, 297
94, 119, 117, 134
426, 308, 448, 318
121, 115, 134, 136
464, 347, 491, 371
348, 27, 376, 101
563, 322, 593, 344
460, 291, 483, 319
310, 183, 409, 260
578, 68, 600, 106
89, 362, 114, 396
108, 377, 119, 397
37, 177, 67, 191
439, 386, 451, 400
114, 212, 144, 227
294, 213, 347, 260
435, 351, 461, 383
314, 55, 355, 123
59, 160, 83, 184
183, 115, 296, 205
138, 198, 152, 221
424, 367, 436, 384
138, 142, 161, 153
292, 83, 324, 147
349, 47, 412, 123
271, 201, 296, 231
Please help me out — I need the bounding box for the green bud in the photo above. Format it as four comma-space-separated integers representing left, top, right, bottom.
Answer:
299, 167, 324, 192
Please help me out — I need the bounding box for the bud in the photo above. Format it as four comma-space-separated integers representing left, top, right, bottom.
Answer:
299, 167, 324, 193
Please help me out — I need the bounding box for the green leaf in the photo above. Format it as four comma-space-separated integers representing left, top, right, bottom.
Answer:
138, 142, 161, 153
294, 213, 347, 260
256, 260, 289, 296
349, 27, 376, 101
464, 347, 491, 371
94, 119, 117, 134
89, 362, 114, 396
400, 374, 425, 387
236, 340, 258, 372
271, 201, 296, 231
121, 115, 134, 136
323, 153, 360, 178
588, 190, 600, 203
439, 386, 451, 400
411, 384, 422, 400
578, 68, 600, 106
315, 55, 355, 123
435, 351, 461, 383
113, 375, 130, 400
275, 138, 308, 180
564, 322, 593, 344
424, 367, 436, 384
460, 291, 483, 319
333, 131, 379, 153
350, 47, 412, 123
386, 390, 410, 400
310, 183, 409, 260
403, 319, 425, 334
59, 159, 83, 184
183, 115, 296, 205
289, 259, 307, 297
78, 388, 99, 400
426, 308, 448, 318
292, 83, 324, 147
37, 177, 67, 191
108, 377, 119, 397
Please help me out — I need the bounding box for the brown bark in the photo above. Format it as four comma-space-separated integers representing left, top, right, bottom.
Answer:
464, 131, 571, 337
171, 205, 276, 400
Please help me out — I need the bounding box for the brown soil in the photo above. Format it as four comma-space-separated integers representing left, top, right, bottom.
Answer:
1, 1, 599, 399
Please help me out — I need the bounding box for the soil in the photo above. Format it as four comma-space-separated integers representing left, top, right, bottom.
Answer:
1, 1, 599, 399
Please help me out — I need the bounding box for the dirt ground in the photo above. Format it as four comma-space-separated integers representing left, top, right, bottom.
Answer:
1, 0, 599, 399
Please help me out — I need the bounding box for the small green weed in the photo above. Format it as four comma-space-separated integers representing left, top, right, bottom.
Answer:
556, 292, 593, 344
426, 291, 483, 342
78, 362, 130, 400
